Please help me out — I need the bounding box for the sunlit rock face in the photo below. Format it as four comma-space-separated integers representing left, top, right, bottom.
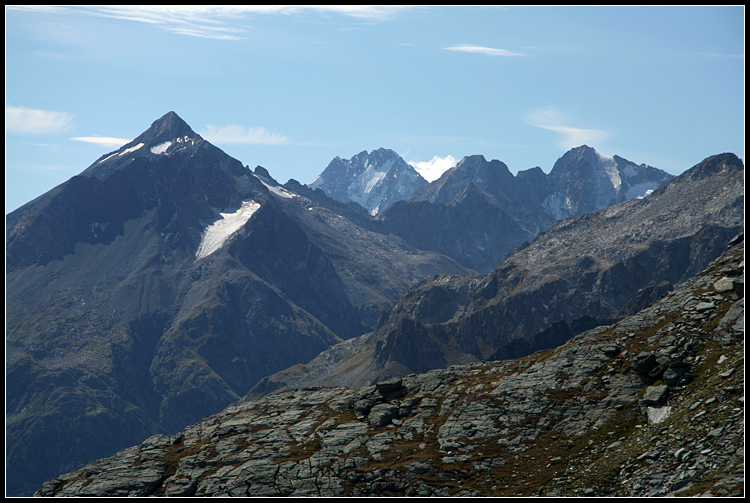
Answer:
310, 148, 427, 215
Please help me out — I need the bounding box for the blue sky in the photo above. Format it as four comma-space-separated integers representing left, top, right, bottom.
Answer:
5, 5, 745, 213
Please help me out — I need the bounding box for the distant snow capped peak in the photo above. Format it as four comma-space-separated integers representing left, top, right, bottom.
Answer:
310, 148, 427, 215
543, 145, 674, 218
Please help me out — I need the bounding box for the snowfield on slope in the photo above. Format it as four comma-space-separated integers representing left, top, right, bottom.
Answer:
151, 141, 172, 154
196, 200, 261, 260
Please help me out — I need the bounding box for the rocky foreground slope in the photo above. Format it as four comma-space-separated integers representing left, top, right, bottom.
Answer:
36, 234, 744, 497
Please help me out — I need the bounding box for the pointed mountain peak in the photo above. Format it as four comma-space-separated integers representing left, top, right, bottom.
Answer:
253, 165, 280, 186
573, 144, 595, 151
131, 111, 198, 146
453, 155, 512, 175
81, 111, 247, 180
450, 155, 513, 182
550, 145, 606, 174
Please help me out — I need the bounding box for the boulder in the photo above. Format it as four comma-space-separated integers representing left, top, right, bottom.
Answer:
640, 384, 669, 406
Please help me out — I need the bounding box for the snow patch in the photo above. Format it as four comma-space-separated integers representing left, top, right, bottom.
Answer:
627, 181, 658, 200
363, 166, 389, 194
636, 189, 654, 200
646, 405, 672, 424
151, 141, 172, 154
542, 193, 569, 220
119, 143, 144, 156
98, 152, 118, 164
195, 200, 261, 260
260, 180, 297, 199
597, 152, 621, 192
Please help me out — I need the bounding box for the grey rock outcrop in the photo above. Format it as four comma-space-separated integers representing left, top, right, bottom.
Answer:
36, 235, 744, 497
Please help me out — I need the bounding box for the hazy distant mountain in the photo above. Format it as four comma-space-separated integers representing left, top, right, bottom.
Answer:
250, 152, 744, 393
5, 113, 468, 496
309, 148, 427, 215
380, 154, 555, 272
378, 147, 674, 272
543, 145, 675, 219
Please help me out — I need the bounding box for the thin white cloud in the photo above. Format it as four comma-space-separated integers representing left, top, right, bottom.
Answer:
700, 52, 744, 59
313, 5, 409, 20
6, 105, 74, 134
7, 5, 409, 41
408, 155, 457, 182
201, 124, 289, 145
444, 44, 526, 57
525, 107, 610, 150
70, 136, 131, 148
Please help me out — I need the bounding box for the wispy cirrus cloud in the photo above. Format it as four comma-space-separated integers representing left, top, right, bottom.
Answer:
201, 124, 289, 145
700, 52, 744, 59
5, 105, 74, 134
70, 136, 132, 148
408, 155, 457, 182
444, 44, 526, 57
8, 5, 409, 41
525, 107, 610, 149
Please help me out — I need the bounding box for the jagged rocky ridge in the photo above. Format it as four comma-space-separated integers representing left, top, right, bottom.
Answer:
35, 234, 744, 497
5, 112, 469, 496
377, 146, 674, 272
250, 152, 744, 393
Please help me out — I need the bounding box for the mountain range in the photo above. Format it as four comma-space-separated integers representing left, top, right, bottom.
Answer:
249, 151, 744, 394
5, 111, 744, 496
312, 146, 675, 273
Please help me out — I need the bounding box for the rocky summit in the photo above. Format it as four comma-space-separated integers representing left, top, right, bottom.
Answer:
309, 148, 427, 216
36, 234, 744, 497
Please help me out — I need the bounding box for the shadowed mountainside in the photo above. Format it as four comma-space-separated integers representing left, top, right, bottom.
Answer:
5, 112, 469, 496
